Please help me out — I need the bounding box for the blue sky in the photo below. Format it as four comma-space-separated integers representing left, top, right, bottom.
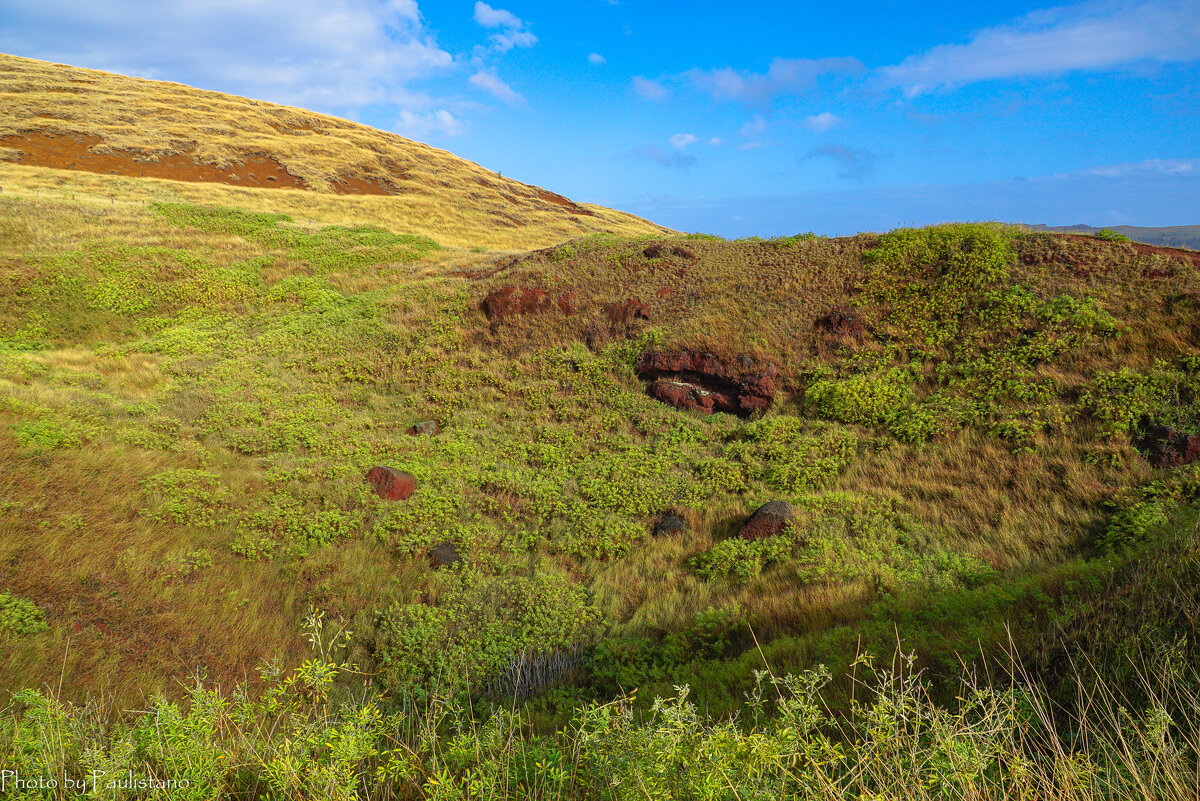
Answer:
2, 0, 1198, 235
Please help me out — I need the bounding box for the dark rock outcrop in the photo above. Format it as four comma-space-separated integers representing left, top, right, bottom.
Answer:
814, 305, 865, 337
429, 541, 463, 568
365, 466, 415, 500
739, 501, 799, 540
1137, 417, 1200, 468
636, 350, 778, 416
653, 513, 690, 537
407, 420, 441, 437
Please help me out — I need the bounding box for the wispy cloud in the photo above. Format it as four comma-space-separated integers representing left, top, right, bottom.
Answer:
473, 1, 537, 53
629, 144, 697, 169
631, 76, 668, 100
802, 112, 842, 132
805, 143, 881, 177
469, 69, 526, 106
396, 108, 464, 138
879, 0, 1200, 96
669, 133, 698, 149
686, 57, 864, 104
587, 52, 606, 65
1081, 157, 1200, 177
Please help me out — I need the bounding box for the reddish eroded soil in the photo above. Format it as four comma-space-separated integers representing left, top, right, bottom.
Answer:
536, 188, 595, 216
1, 129, 395, 195
481, 286, 576, 321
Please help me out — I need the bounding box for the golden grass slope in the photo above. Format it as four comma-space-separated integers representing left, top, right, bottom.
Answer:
0, 52, 670, 249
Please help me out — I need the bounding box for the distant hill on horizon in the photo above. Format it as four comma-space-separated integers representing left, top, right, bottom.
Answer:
1025, 223, 1200, 251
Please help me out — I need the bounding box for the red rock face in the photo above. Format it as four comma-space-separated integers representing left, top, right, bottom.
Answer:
366, 466, 415, 500
603, 298, 651, 324
636, 350, 777, 416
481, 286, 574, 321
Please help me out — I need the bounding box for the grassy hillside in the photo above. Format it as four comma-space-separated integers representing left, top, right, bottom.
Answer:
3, 56, 1200, 800
0, 53, 669, 250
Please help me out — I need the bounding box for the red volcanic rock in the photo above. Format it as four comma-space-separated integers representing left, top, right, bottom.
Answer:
636, 350, 728, 379
648, 380, 737, 414
604, 298, 651, 324
739, 501, 799, 541
366, 466, 415, 500
636, 350, 777, 416
1137, 418, 1200, 468
556, 291, 577, 315
655, 286, 676, 298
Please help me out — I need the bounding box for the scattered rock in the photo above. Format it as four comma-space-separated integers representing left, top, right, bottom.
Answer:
653, 513, 690, 537
636, 350, 777, 416
643, 244, 666, 258
1136, 417, 1200, 468
481, 286, 574, 321
671, 246, 695, 259
407, 420, 441, 437
429, 541, 463, 568
739, 501, 799, 540
603, 297, 651, 324
814, 305, 865, 337
365, 466, 415, 500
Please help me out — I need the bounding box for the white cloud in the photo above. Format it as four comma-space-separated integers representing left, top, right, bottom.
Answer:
669, 133, 698, 149
473, 1, 522, 28
686, 57, 863, 103
0, 0, 453, 115
879, 0, 1200, 96
472, 1, 537, 53
588, 52, 606, 65
709, 137, 725, 146
469, 69, 526, 106
739, 116, 768, 137
1083, 157, 1200, 177
802, 112, 842, 131
631, 76, 668, 100
396, 108, 465, 138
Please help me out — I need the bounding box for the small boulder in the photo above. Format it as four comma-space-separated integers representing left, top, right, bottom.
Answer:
739, 501, 799, 540
407, 420, 441, 437
429, 541, 463, 568
643, 244, 666, 258
366, 466, 415, 501
653, 513, 690, 537
604, 298, 651, 325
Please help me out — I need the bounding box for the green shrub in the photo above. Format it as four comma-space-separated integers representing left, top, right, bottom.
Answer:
691, 536, 791, 583
806, 368, 914, 426
1094, 228, 1131, 242
0, 591, 49, 635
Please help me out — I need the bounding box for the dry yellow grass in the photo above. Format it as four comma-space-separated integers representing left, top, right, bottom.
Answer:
0, 52, 670, 250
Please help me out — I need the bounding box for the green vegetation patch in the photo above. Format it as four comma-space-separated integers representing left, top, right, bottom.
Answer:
0, 591, 49, 636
